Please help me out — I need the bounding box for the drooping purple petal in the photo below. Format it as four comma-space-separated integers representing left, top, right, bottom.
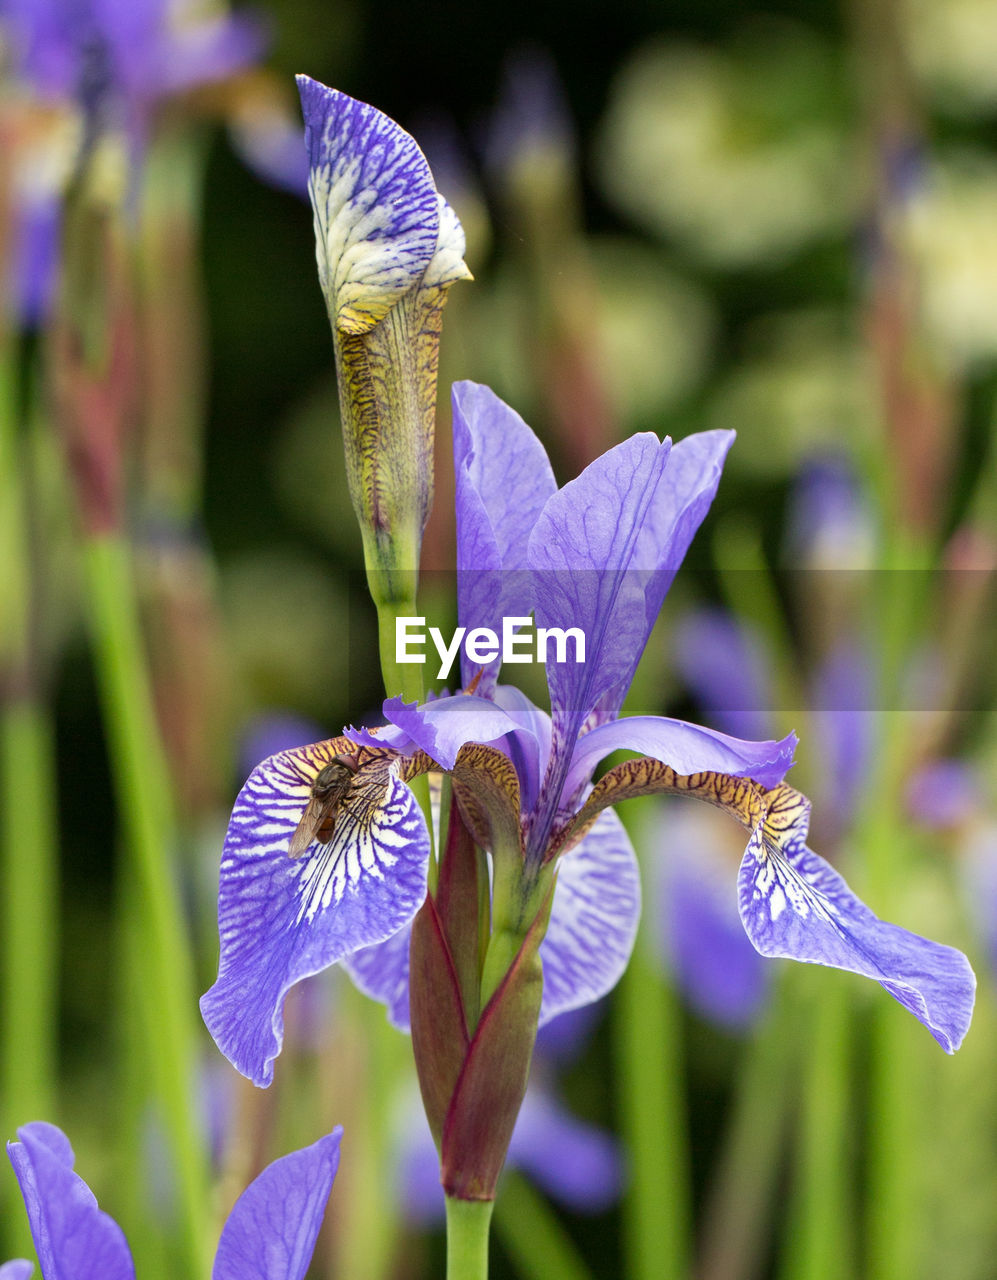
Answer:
229, 107, 310, 199
6, 1123, 135, 1280
212, 1129, 343, 1280
508, 1089, 623, 1212
562, 715, 797, 803
201, 743, 429, 1085
341, 922, 413, 1030
672, 607, 773, 741
452, 382, 557, 691
539, 809, 641, 1025
296, 76, 441, 335
0, 1261, 34, 1280
738, 805, 975, 1052
653, 804, 769, 1029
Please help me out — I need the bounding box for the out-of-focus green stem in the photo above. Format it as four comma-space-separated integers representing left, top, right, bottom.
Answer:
614, 922, 691, 1280
81, 532, 210, 1275
494, 1172, 595, 1280
697, 974, 799, 1280
778, 974, 853, 1280
1, 700, 58, 1257
446, 1195, 494, 1280
334, 986, 407, 1280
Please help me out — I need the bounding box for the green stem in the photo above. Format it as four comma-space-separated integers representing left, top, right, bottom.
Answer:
494, 1172, 595, 1280
614, 926, 690, 1280
1, 699, 58, 1259
82, 532, 210, 1275
697, 976, 799, 1280
446, 1195, 494, 1280
778, 973, 853, 1280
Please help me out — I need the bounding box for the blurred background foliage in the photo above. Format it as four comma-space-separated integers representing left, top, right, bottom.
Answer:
1, 0, 996, 1276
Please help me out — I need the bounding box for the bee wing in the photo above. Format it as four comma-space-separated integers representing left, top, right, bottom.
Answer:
288, 796, 324, 858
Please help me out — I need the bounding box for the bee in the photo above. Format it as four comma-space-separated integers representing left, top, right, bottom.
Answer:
287, 752, 362, 858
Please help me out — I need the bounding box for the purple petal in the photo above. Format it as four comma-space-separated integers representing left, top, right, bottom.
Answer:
509, 1090, 623, 1212
563, 715, 797, 802
0, 1262, 34, 1280
212, 1129, 343, 1280
488, 685, 552, 814
653, 805, 769, 1029
738, 804, 975, 1052
364, 694, 536, 771
588, 430, 736, 728
341, 922, 413, 1030
296, 76, 440, 334
452, 382, 556, 690
529, 433, 672, 750
6, 1123, 135, 1280
672, 608, 773, 741
201, 744, 429, 1085
539, 809, 641, 1025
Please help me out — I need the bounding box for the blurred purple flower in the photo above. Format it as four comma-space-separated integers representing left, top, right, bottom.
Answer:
0, 0, 267, 325
6, 1121, 341, 1280
907, 759, 982, 830
673, 607, 773, 742
239, 713, 329, 779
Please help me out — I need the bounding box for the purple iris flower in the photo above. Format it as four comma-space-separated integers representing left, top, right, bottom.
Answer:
201, 382, 974, 1088
5, 1121, 342, 1280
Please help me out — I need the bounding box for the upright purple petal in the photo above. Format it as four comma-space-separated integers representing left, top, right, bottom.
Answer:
529, 433, 672, 750
673, 608, 773, 741
213, 1129, 343, 1280
452, 382, 556, 691
6, 1123, 135, 1280
738, 799, 975, 1052
539, 810, 641, 1025
201, 743, 429, 1085
562, 714, 797, 803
